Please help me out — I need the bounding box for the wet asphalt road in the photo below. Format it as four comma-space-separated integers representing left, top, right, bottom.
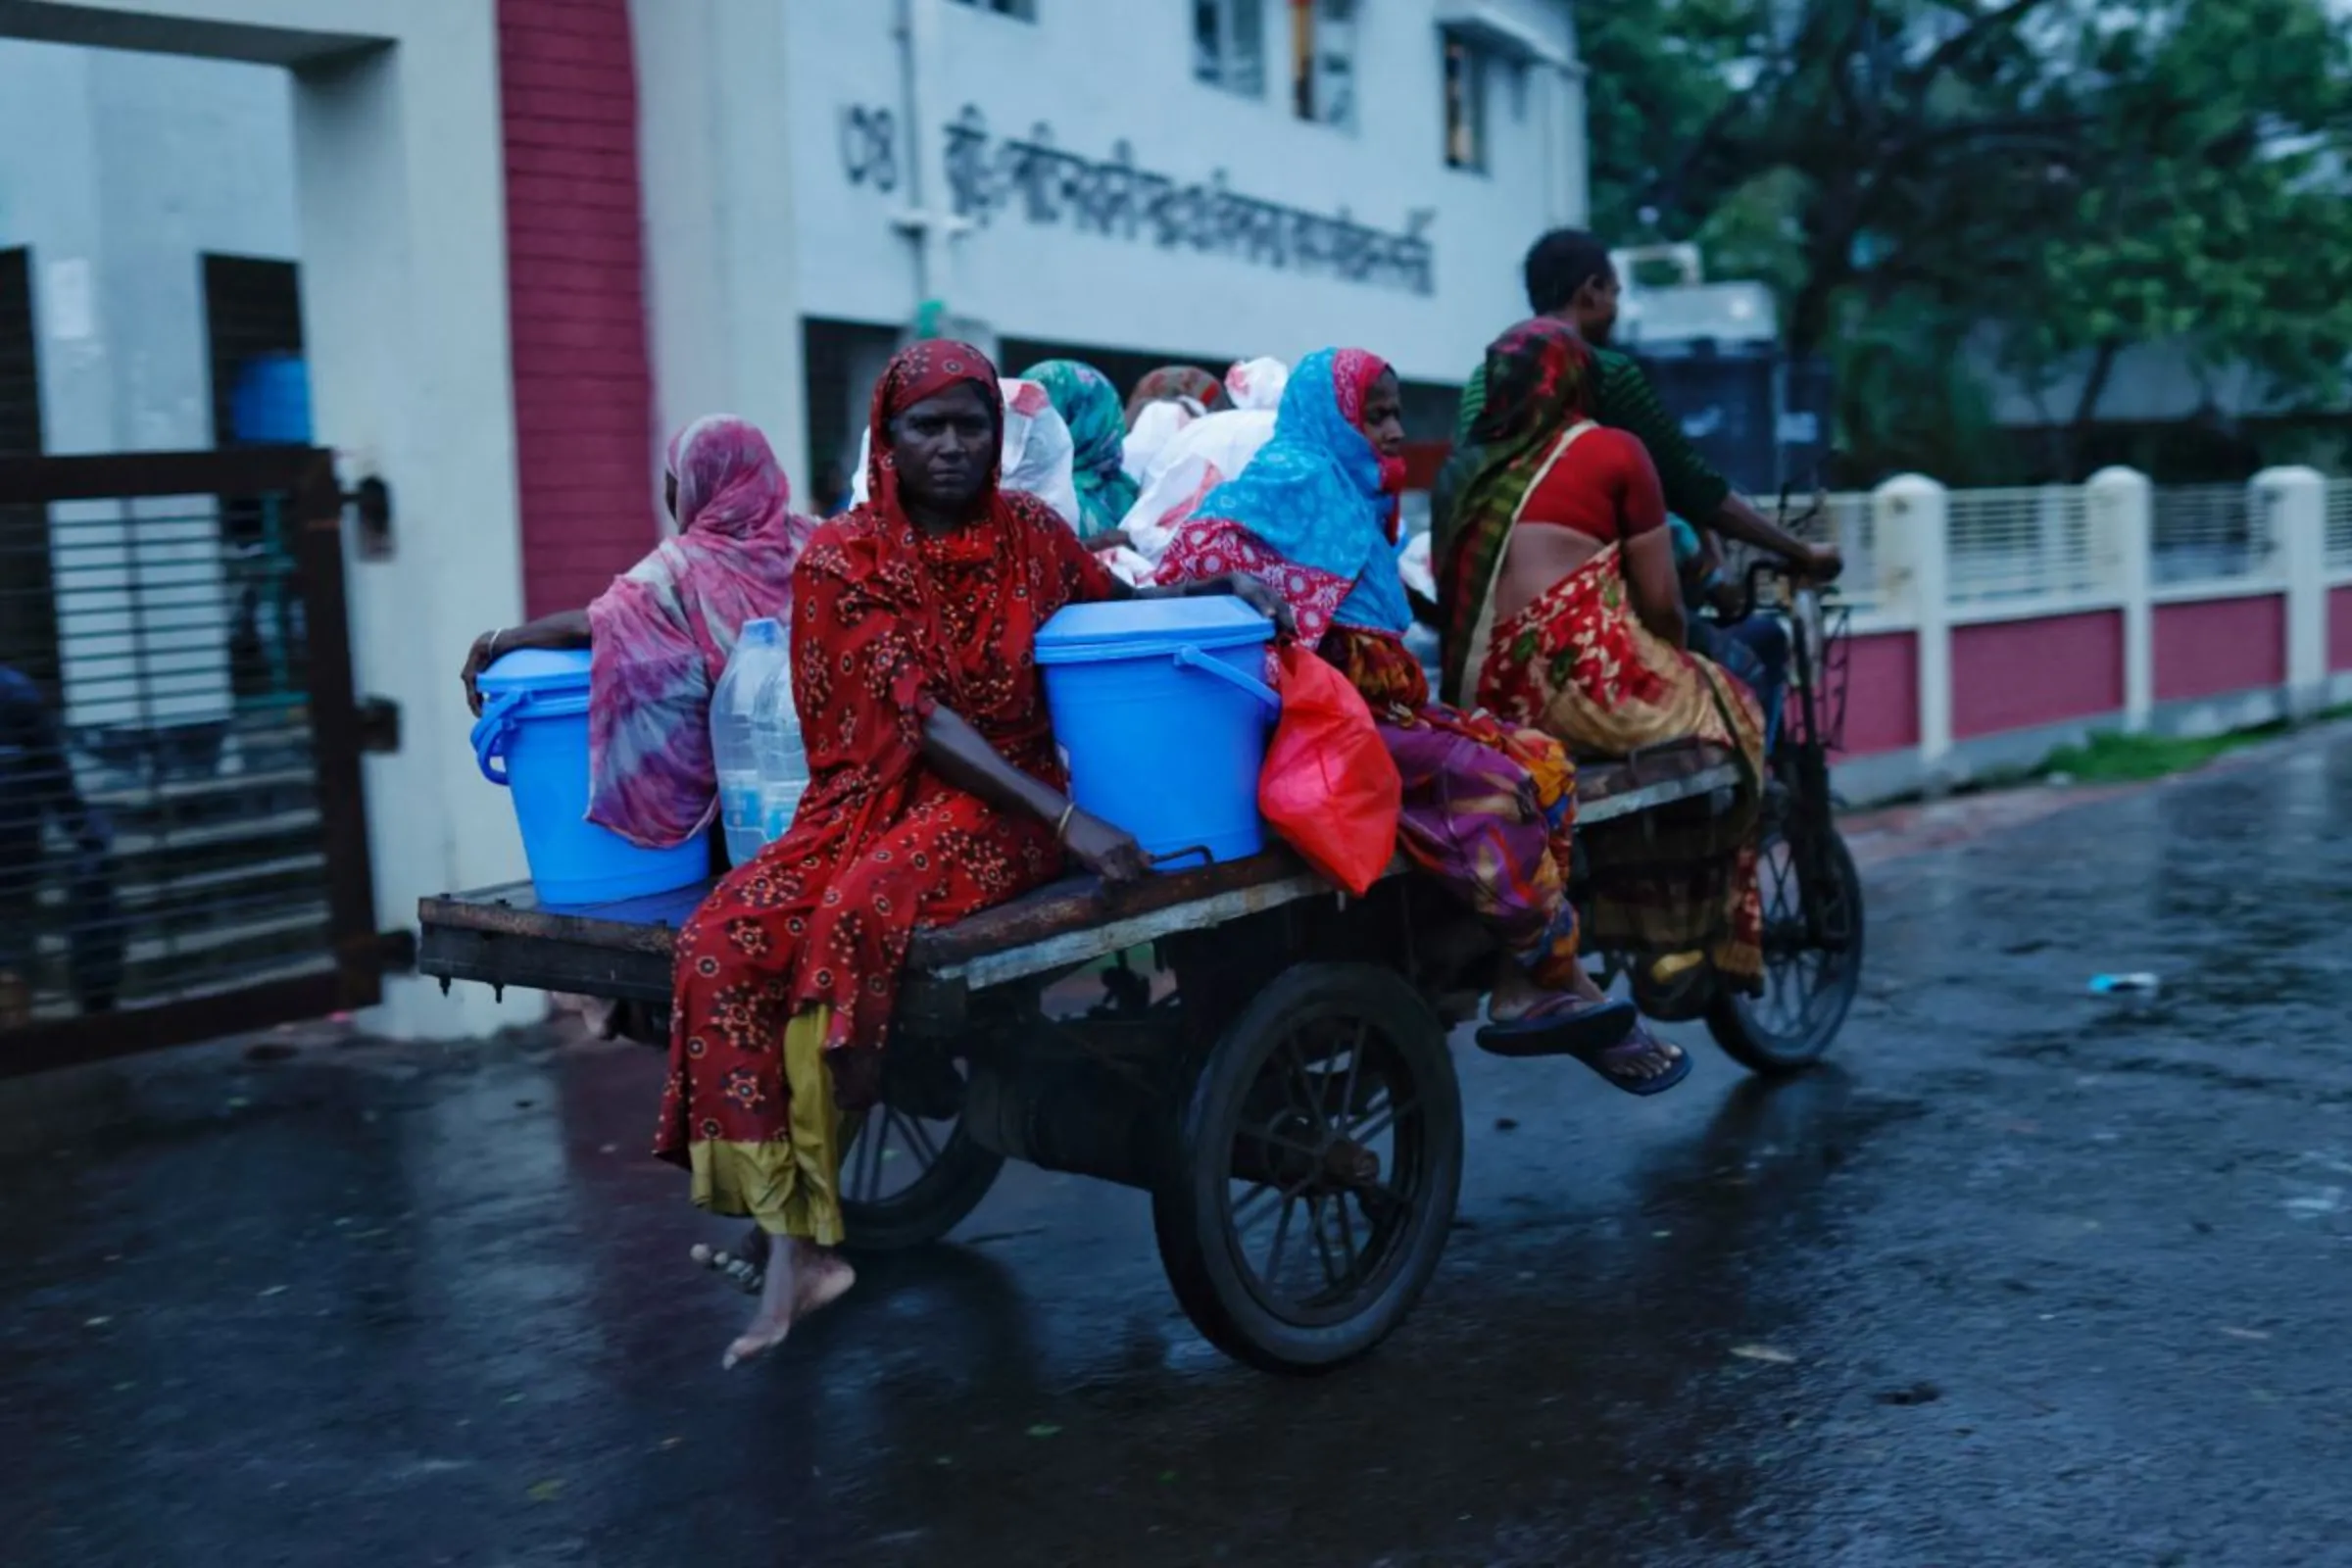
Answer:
5, 732, 2352, 1568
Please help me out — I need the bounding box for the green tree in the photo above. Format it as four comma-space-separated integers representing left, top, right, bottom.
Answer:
1577, 0, 1749, 242
2000, 0, 2352, 472
1581, 0, 2352, 478
1630, 0, 2087, 356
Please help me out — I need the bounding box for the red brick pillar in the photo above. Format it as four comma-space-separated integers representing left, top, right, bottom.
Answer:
497, 0, 657, 617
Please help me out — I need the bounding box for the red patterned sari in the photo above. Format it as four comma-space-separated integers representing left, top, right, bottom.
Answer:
1477, 541, 1764, 981
1442, 321, 1763, 987
657, 342, 1117, 1240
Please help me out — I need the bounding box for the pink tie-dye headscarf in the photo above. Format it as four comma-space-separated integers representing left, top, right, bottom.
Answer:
585, 416, 813, 848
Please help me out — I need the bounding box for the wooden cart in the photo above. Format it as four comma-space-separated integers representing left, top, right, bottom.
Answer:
419, 731, 1861, 1373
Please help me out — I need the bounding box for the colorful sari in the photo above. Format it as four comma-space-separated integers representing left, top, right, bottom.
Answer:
1156, 347, 1582, 988
1441, 319, 1764, 984
585, 416, 812, 849
659, 341, 1118, 1239
1023, 359, 1141, 543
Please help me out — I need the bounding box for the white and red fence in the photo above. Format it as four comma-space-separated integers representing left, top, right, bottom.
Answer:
1797, 467, 2352, 801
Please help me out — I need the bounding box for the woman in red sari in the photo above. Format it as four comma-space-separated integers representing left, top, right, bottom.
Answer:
1439, 319, 1766, 1008
660, 340, 1287, 1369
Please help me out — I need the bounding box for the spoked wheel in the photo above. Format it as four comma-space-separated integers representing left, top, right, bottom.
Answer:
1153, 962, 1462, 1374
1706, 815, 1865, 1075
839, 1053, 1004, 1253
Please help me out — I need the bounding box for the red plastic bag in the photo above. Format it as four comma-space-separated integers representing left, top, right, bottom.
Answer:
1257, 644, 1401, 896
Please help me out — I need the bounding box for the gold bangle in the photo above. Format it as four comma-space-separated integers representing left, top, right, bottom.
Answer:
1054, 802, 1078, 844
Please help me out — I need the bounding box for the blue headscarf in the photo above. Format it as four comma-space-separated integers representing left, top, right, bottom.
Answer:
1192, 347, 1412, 634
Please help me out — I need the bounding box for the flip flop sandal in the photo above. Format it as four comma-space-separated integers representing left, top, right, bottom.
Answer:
689, 1243, 764, 1295
1476, 993, 1639, 1059
1574, 1022, 1691, 1098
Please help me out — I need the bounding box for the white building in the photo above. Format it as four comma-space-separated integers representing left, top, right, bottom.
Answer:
0, 0, 1586, 1041
763, 0, 1586, 484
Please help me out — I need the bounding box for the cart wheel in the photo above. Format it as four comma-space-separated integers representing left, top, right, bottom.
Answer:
1707, 819, 1865, 1075
1152, 961, 1462, 1374
839, 1059, 1004, 1252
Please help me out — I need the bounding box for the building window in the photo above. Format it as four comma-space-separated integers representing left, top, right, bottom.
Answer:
949, 0, 1036, 18
1443, 36, 1488, 172
1195, 0, 1265, 96
1291, 0, 1357, 130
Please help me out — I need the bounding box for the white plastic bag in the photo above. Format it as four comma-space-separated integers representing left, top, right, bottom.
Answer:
998, 378, 1081, 527
1122, 397, 1198, 483
1397, 528, 1436, 602
1224, 356, 1290, 412
1119, 408, 1279, 564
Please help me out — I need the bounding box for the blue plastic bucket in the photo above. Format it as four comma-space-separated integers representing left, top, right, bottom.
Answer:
1035, 596, 1278, 871
469, 648, 711, 906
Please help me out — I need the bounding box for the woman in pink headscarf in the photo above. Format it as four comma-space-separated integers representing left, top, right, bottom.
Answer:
460, 416, 814, 850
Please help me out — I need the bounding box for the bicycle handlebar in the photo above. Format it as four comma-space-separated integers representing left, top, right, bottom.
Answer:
1724, 559, 1791, 626
1717, 482, 1834, 625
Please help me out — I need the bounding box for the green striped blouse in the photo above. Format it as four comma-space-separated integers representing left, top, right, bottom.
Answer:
1452, 346, 1733, 527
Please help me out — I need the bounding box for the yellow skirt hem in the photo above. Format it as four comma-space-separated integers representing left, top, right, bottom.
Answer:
681, 1005, 848, 1247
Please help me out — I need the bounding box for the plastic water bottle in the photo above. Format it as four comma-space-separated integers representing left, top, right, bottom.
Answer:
753, 652, 810, 844
710, 617, 788, 864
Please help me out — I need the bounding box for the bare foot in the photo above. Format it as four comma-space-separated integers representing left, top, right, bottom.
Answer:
722, 1243, 799, 1370
718, 1241, 856, 1370
791, 1244, 856, 1321
1488, 958, 1609, 1024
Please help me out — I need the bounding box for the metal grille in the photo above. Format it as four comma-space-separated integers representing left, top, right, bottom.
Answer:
2153, 483, 2269, 587
2327, 480, 2352, 573
0, 449, 377, 1072
1945, 486, 2098, 606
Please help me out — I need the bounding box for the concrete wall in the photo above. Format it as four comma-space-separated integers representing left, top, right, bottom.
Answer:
2152, 596, 2287, 704
1820, 467, 2343, 803
627, 0, 808, 500
1949, 612, 2123, 741
0, 40, 297, 454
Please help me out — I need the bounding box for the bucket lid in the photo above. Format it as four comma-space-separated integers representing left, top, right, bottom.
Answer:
1035, 595, 1275, 665
475, 645, 592, 700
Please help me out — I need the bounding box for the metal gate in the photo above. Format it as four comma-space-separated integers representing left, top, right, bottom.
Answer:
0, 447, 385, 1075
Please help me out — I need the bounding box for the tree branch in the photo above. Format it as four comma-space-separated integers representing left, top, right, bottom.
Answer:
1643, 87, 1774, 222
2070, 339, 2124, 431
1900, 0, 2072, 95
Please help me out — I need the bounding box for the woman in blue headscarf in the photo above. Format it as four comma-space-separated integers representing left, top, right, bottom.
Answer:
1154, 348, 1685, 1093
